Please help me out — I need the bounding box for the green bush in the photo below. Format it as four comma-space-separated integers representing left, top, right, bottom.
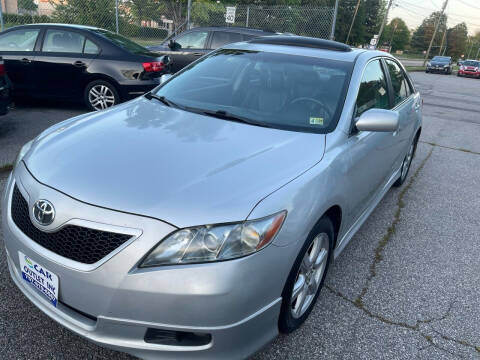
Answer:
2, 13, 53, 28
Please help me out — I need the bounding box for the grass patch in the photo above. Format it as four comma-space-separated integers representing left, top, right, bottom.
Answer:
0, 163, 13, 173
405, 66, 426, 72
130, 37, 165, 47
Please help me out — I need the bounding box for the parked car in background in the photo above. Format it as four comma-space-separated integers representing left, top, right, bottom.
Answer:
0, 24, 171, 111
425, 56, 452, 74
147, 26, 276, 72
4, 36, 422, 359
457, 60, 480, 78
0, 56, 12, 115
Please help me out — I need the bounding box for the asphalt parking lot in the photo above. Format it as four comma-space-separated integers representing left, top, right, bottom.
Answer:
1, 72, 480, 359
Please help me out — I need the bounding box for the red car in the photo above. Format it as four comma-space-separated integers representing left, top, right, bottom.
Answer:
457, 60, 480, 78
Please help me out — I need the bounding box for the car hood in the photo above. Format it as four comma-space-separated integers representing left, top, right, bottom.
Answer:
24, 97, 325, 228
430, 61, 448, 66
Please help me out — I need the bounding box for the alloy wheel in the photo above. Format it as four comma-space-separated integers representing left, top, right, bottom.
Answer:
291, 232, 329, 318
88, 85, 116, 110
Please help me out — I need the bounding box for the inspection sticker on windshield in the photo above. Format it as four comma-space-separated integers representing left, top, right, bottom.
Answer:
19, 252, 59, 307
310, 117, 324, 125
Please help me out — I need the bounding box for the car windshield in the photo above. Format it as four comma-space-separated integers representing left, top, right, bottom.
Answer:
432, 56, 450, 63
92, 29, 151, 55
154, 49, 352, 133
463, 60, 479, 66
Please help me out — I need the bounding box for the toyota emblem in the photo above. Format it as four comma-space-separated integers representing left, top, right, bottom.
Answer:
33, 200, 55, 226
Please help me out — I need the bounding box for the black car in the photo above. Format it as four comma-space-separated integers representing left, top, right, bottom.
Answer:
0, 24, 171, 111
426, 56, 452, 74
0, 56, 12, 115
148, 26, 275, 72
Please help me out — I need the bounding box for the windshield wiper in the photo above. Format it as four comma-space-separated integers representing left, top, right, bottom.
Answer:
145, 92, 179, 108
199, 109, 269, 128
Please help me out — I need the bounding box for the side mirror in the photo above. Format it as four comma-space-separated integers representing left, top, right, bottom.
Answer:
161, 55, 171, 66
355, 109, 399, 132
168, 40, 180, 51
159, 74, 173, 84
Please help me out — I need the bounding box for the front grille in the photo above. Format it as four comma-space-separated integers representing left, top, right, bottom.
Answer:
11, 185, 132, 264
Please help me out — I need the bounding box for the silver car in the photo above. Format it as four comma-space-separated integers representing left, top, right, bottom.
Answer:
2, 36, 422, 359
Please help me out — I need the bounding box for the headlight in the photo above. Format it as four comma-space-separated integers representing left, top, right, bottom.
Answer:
141, 211, 286, 267
444, 64, 449, 68
427, 62, 431, 67
14, 140, 34, 167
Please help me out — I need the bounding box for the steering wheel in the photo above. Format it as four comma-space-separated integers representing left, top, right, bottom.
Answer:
289, 97, 332, 122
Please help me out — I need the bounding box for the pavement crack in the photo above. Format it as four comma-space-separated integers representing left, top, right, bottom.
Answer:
326, 285, 475, 357
431, 329, 480, 354
354, 147, 434, 307
419, 141, 480, 155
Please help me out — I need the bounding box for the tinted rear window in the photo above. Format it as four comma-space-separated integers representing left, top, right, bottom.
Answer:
210, 31, 244, 49
92, 29, 150, 55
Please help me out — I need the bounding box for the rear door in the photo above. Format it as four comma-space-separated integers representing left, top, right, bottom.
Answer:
168, 30, 210, 72
383, 58, 418, 170
0, 27, 41, 95
208, 31, 244, 49
34, 28, 100, 98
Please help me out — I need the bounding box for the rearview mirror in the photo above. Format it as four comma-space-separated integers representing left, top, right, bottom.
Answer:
355, 109, 399, 132
159, 74, 173, 84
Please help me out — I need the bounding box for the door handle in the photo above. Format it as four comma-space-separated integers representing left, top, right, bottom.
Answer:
192, 53, 203, 56
21, 58, 32, 64
73, 61, 86, 67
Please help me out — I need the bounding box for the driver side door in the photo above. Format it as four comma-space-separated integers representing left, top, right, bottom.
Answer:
0, 27, 42, 95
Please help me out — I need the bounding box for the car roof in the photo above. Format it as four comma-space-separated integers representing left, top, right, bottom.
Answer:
185, 26, 276, 35
5, 23, 105, 31
226, 36, 374, 63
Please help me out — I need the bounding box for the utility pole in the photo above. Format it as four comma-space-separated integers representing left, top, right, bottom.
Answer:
438, 29, 447, 55
467, 40, 474, 58
388, 20, 398, 51
346, 0, 361, 45
115, 0, 119, 34
476, 47, 480, 60
376, 0, 394, 49
330, 0, 339, 40
186, 0, 192, 30
423, 0, 449, 66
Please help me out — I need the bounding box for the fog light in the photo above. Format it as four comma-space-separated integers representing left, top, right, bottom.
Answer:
144, 328, 212, 346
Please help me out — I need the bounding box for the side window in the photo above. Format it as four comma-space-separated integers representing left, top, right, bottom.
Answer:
84, 39, 100, 55
43, 29, 85, 53
210, 31, 243, 49
356, 60, 390, 117
385, 59, 410, 105
0, 29, 40, 51
175, 31, 208, 49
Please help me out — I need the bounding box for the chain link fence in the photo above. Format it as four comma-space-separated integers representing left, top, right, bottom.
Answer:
1, 1, 334, 46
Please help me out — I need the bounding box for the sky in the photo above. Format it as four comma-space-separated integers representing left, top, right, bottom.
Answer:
389, 0, 480, 35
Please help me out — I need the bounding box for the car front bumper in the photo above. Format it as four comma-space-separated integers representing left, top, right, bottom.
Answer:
426, 66, 449, 72
2, 165, 295, 359
458, 70, 480, 77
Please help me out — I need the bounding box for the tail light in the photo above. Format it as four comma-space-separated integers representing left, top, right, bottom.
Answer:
0, 63, 5, 76
142, 61, 164, 72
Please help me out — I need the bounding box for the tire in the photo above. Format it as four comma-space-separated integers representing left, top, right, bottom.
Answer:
393, 134, 419, 187
84, 80, 120, 111
279, 217, 334, 333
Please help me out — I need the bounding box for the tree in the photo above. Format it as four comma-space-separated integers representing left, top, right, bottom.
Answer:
18, 0, 37, 12
411, 11, 447, 52
382, 17, 410, 51
52, 0, 118, 31
446, 23, 468, 60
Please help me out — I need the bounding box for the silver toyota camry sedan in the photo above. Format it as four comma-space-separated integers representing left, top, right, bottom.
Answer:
2, 36, 422, 359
